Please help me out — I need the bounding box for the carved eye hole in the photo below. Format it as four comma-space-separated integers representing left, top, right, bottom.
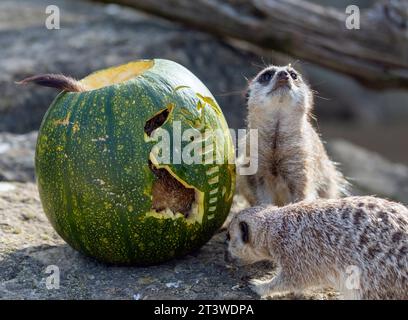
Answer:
239, 221, 249, 243
258, 70, 275, 84
290, 71, 298, 80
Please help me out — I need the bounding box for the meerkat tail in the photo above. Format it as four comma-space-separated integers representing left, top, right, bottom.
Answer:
16, 74, 87, 92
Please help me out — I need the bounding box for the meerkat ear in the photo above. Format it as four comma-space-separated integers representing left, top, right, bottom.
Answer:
239, 221, 249, 243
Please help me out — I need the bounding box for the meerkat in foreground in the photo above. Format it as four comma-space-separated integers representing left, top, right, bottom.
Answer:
226, 196, 408, 299
237, 65, 348, 206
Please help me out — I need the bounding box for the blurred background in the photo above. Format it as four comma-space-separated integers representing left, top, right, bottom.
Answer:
0, 0, 407, 201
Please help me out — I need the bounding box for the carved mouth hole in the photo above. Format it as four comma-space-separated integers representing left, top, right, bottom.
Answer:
148, 160, 196, 218
144, 108, 170, 136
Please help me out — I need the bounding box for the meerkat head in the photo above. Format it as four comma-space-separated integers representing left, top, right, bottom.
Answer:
225, 207, 271, 265
247, 64, 313, 114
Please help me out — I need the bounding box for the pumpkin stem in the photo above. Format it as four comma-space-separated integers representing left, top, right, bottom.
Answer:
16, 74, 87, 92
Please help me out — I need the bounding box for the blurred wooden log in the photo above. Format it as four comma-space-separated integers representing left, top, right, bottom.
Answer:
92, 0, 408, 89
328, 139, 408, 204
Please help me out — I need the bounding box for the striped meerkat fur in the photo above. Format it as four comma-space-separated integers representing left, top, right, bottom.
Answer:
226, 196, 408, 299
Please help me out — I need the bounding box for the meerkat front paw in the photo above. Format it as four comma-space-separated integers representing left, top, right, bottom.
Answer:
249, 279, 271, 298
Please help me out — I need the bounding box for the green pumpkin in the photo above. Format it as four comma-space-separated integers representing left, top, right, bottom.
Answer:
35, 59, 236, 265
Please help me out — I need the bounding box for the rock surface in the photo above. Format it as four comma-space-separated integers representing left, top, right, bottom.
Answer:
0, 132, 37, 182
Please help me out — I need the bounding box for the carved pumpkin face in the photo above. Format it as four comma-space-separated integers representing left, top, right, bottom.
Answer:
36, 59, 235, 265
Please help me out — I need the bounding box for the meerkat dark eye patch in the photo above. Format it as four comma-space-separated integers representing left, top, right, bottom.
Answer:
239, 221, 249, 243
226, 232, 230, 241
258, 70, 275, 84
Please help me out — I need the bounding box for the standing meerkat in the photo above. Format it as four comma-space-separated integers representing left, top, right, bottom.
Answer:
226, 196, 408, 299
237, 64, 348, 206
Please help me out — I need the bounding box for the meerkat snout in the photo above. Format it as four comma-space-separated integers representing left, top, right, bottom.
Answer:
226, 206, 271, 266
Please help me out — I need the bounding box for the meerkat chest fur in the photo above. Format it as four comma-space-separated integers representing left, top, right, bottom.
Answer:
248, 104, 312, 205
248, 104, 310, 170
